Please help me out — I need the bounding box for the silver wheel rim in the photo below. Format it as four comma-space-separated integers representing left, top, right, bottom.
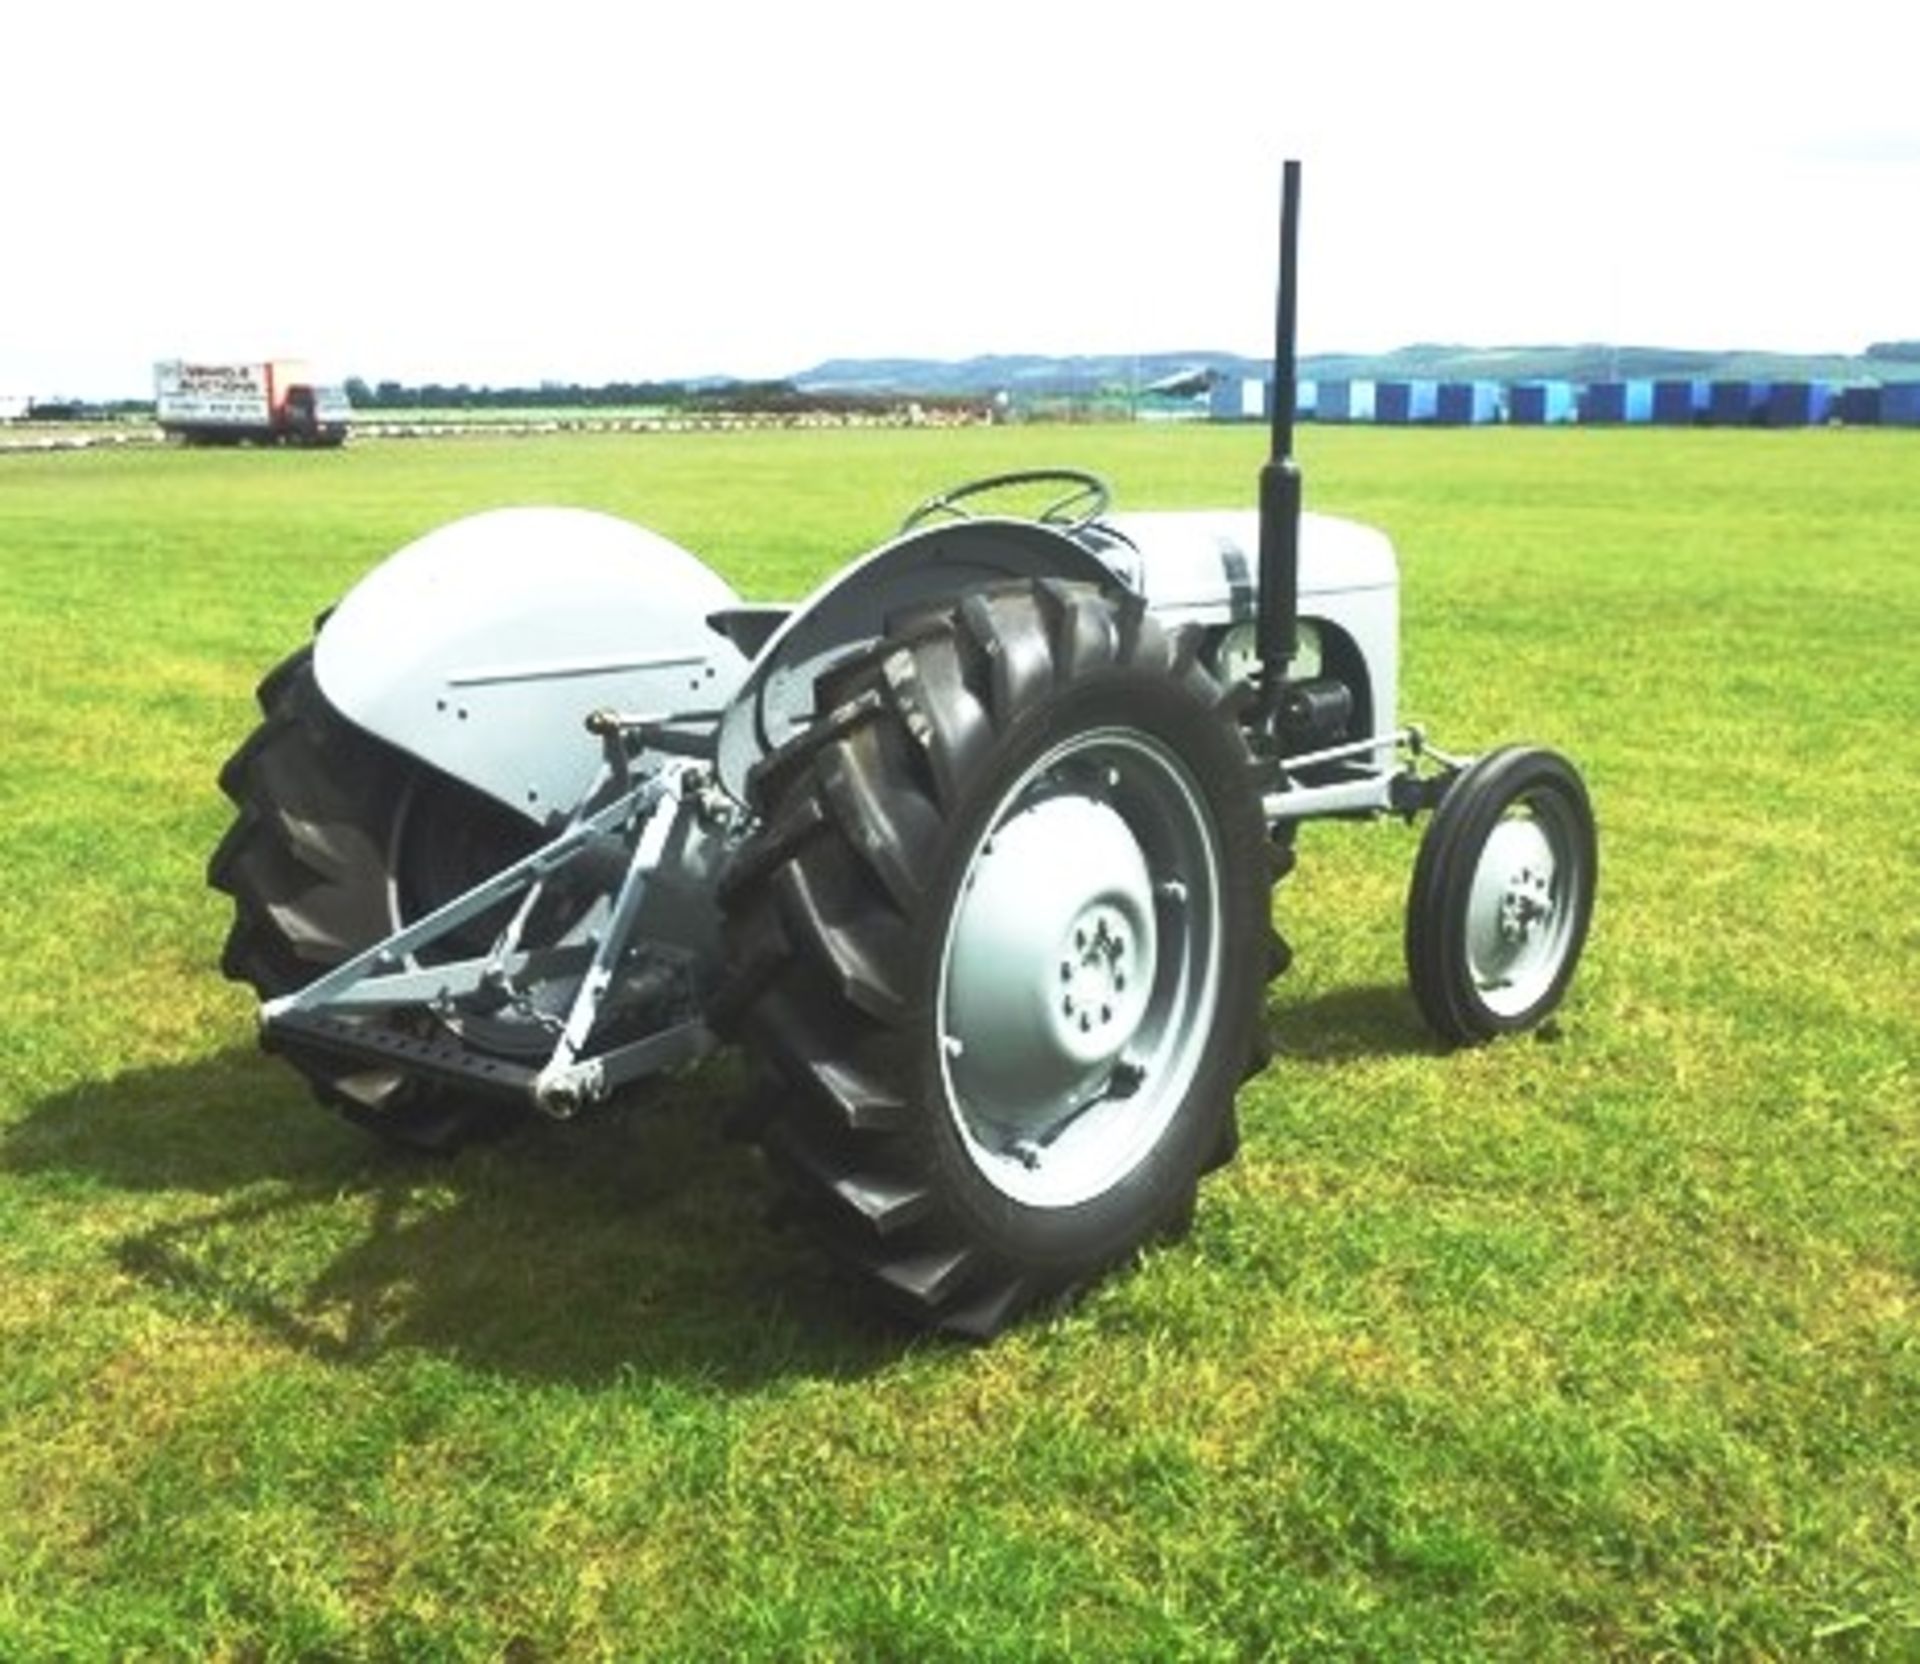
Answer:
1463, 785, 1585, 1017
936, 728, 1224, 1209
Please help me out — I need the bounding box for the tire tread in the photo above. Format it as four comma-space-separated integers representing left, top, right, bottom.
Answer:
210, 647, 521, 1150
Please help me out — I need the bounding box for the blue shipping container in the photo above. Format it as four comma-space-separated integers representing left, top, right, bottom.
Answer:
1509, 382, 1576, 425
1837, 386, 1883, 426
1581, 383, 1623, 423
1208, 378, 1268, 421
1318, 379, 1377, 424
1208, 377, 1317, 422
1880, 383, 1920, 426
1707, 381, 1768, 426
1764, 382, 1834, 427
1580, 381, 1654, 423
1374, 380, 1438, 424
1436, 381, 1501, 424
1652, 380, 1706, 424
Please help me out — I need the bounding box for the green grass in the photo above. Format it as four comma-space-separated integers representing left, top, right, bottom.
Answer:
1, 426, 1916, 1659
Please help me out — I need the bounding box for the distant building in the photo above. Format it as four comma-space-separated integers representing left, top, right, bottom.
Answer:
1317, 379, 1376, 423
1436, 381, 1501, 425
1652, 380, 1707, 424
1209, 377, 1268, 421
1374, 381, 1438, 424
1579, 381, 1654, 424
1142, 368, 1215, 400
1508, 382, 1577, 425
1882, 384, 1920, 426
1707, 381, 1768, 426
0, 393, 29, 422
1764, 383, 1834, 427
1836, 386, 1883, 425
1207, 377, 1315, 423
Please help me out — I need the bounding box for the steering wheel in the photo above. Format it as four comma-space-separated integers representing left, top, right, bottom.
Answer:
900, 468, 1112, 535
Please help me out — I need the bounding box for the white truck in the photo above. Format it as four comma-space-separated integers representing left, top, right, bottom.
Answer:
155, 360, 351, 447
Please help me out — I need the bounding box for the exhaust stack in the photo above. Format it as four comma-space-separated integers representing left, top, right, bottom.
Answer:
1256, 159, 1304, 732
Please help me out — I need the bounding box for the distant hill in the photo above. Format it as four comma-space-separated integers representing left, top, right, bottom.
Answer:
795, 345, 1920, 396
794, 352, 1269, 397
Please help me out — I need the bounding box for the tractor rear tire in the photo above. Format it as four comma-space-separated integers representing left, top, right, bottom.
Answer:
714, 580, 1279, 1337
1405, 745, 1596, 1044
209, 647, 532, 1151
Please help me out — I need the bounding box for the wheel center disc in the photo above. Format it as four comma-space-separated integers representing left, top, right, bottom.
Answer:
944, 793, 1157, 1132
1468, 816, 1564, 1001
936, 726, 1225, 1212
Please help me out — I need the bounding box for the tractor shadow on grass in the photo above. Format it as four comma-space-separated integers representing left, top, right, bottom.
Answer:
1269, 984, 1439, 1065
4, 1049, 914, 1391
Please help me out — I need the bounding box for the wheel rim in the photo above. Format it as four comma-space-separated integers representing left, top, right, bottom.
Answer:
1463, 786, 1586, 1018
937, 728, 1223, 1209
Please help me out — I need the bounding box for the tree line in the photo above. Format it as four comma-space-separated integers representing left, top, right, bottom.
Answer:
341, 378, 983, 415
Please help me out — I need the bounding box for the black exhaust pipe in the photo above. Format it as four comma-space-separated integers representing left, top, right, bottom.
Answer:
1256, 159, 1304, 736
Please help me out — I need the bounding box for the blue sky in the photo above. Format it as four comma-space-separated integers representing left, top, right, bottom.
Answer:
6, 0, 1916, 397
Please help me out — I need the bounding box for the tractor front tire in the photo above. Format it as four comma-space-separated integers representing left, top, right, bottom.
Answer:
715, 581, 1276, 1337
209, 648, 530, 1151
1405, 745, 1596, 1045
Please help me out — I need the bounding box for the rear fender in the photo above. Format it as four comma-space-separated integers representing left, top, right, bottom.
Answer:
314, 507, 749, 822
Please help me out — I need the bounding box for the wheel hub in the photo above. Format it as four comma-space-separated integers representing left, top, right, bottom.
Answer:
1056, 903, 1147, 1057
1468, 816, 1564, 1003
1498, 866, 1554, 943
944, 792, 1158, 1134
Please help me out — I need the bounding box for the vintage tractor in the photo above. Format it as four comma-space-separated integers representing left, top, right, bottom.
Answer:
209, 167, 1595, 1336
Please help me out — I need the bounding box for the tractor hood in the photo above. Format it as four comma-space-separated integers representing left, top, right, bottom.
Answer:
1103, 509, 1397, 629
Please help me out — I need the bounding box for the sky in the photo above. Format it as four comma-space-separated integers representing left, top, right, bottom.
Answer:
5, 0, 1917, 398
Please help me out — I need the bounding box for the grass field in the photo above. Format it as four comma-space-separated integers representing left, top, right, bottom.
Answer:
1, 425, 1915, 1659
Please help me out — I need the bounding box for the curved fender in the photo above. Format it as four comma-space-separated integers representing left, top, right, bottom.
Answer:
315, 507, 749, 822
714, 518, 1126, 801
